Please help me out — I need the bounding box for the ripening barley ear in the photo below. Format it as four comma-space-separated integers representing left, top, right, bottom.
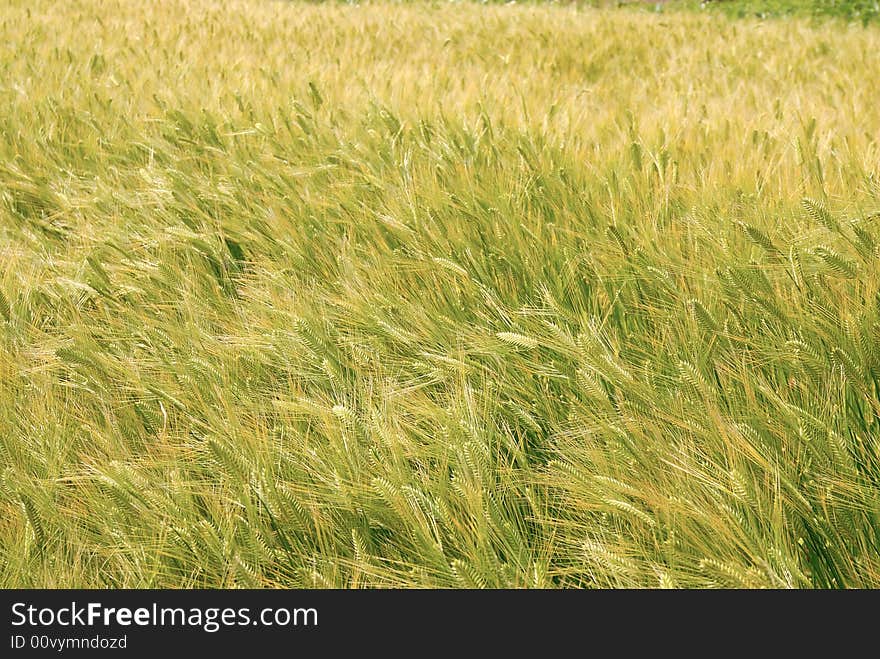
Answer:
20, 494, 47, 554
496, 331, 539, 349
232, 555, 261, 588
831, 346, 864, 387
689, 299, 718, 333
850, 219, 877, 260
812, 246, 858, 279
735, 220, 782, 258
802, 197, 841, 234
451, 559, 489, 589
677, 360, 714, 400
207, 438, 252, 482
606, 225, 630, 257
307, 80, 324, 110
0, 288, 10, 322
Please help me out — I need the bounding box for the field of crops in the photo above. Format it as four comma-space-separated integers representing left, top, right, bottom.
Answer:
2, 0, 880, 588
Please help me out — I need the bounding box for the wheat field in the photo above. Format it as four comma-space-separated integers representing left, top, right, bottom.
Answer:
2, 0, 880, 588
